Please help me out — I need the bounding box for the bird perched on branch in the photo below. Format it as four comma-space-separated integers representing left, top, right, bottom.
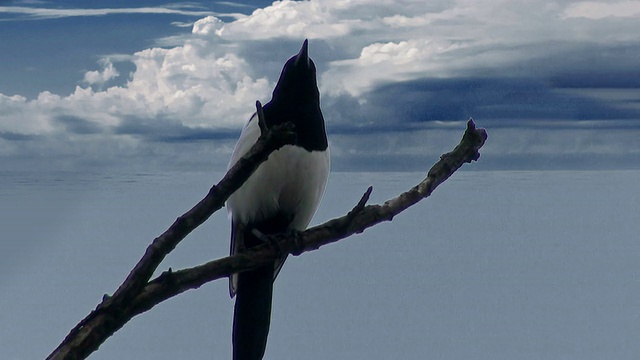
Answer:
226, 39, 330, 360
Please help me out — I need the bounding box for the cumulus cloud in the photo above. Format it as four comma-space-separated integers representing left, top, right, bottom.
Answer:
83, 60, 120, 86
323, 39, 463, 96
192, 16, 225, 36
215, 0, 351, 39
6, 43, 272, 130
122, 44, 271, 128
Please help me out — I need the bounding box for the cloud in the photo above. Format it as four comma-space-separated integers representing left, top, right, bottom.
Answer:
563, 1, 640, 19
1, 0, 639, 171
54, 115, 104, 135
171, 21, 196, 28
123, 44, 271, 127
0, 5, 241, 20
323, 39, 463, 96
83, 60, 120, 86
0, 131, 37, 141
320, 1, 640, 95
204, 0, 352, 39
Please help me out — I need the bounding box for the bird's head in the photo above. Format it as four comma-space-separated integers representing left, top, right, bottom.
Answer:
271, 39, 319, 103
263, 39, 327, 151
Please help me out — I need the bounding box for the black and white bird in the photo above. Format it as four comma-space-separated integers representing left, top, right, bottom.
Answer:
226, 40, 330, 360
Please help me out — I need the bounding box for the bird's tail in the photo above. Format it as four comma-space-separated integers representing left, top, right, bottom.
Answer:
232, 263, 274, 360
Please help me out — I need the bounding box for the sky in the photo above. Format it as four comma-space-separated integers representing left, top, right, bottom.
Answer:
2, 2, 640, 359
1, 0, 640, 171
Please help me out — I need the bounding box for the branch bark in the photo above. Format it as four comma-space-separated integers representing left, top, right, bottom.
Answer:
47, 119, 486, 360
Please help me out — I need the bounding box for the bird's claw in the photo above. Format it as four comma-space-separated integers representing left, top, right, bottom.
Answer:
251, 228, 284, 256
250, 228, 304, 256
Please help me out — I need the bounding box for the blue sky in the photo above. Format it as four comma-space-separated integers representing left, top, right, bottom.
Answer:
1, 0, 640, 171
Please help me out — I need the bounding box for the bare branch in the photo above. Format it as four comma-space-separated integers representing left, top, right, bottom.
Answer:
295, 119, 487, 251
46, 122, 296, 360
47, 119, 486, 360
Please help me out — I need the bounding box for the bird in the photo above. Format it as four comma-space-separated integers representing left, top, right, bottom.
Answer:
226, 39, 330, 360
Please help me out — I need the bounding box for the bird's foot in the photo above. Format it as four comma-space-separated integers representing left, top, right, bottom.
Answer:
251, 228, 284, 255
250, 229, 304, 256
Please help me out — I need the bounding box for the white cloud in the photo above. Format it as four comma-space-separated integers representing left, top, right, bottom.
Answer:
171, 21, 196, 28
563, 1, 640, 19
1, 39, 271, 140
195, 0, 351, 39
83, 61, 120, 85
122, 44, 270, 127
323, 39, 463, 96
359, 41, 423, 66
192, 16, 225, 36
0, 5, 239, 19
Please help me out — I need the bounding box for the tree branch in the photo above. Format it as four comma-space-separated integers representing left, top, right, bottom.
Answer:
47, 119, 486, 360
46, 121, 296, 360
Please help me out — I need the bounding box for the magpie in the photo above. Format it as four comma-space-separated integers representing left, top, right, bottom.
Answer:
226, 40, 330, 360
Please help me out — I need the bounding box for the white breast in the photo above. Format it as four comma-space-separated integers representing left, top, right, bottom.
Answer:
226, 114, 330, 230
